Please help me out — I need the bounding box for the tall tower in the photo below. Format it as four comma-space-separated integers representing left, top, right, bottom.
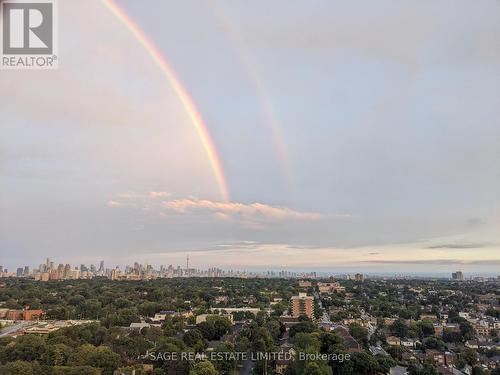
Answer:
186, 254, 189, 270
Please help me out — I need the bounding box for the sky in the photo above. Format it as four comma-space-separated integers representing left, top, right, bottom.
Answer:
1, 0, 499, 275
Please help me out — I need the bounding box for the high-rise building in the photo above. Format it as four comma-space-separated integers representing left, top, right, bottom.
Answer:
299, 280, 312, 288
355, 273, 365, 282
57, 264, 64, 278
111, 268, 120, 280
452, 271, 464, 281
290, 292, 314, 319
64, 264, 71, 278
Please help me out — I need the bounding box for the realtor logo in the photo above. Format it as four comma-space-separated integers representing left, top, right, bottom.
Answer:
1, 0, 57, 69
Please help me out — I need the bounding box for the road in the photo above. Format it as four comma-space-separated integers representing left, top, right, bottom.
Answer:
370, 345, 389, 356
321, 311, 333, 325
0, 321, 33, 337
239, 358, 254, 375
366, 320, 376, 340
314, 290, 334, 326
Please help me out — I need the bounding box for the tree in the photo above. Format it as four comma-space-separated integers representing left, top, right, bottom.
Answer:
471, 367, 489, 375
68, 344, 120, 375
462, 348, 478, 366
289, 321, 315, 338
421, 363, 439, 375
376, 355, 396, 374
391, 319, 409, 338
460, 322, 475, 341
294, 333, 321, 352
442, 329, 463, 343
213, 343, 236, 374
42, 343, 72, 366
264, 318, 281, 340
255, 311, 266, 326
272, 301, 288, 316
183, 329, 204, 348
235, 336, 250, 352
8, 334, 46, 362
303, 362, 325, 375
198, 316, 231, 341
319, 332, 345, 355
408, 362, 419, 375
350, 352, 380, 375
417, 320, 435, 337
189, 361, 218, 375
349, 323, 369, 347
138, 301, 162, 317
408, 362, 438, 375
87, 346, 121, 375
424, 336, 445, 351
51, 366, 101, 375
387, 346, 407, 361
0, 360, 36, 375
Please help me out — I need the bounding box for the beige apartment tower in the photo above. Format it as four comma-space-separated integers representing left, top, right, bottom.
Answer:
291, 292, 314, 319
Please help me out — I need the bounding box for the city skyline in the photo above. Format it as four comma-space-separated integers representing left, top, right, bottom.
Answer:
1, 0, 500, 272
2, 256, 499, 280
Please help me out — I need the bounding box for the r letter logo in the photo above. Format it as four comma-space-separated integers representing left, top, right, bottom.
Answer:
1, 0, 58, 69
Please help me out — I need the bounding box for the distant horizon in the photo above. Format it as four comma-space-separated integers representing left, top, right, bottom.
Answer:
1, 0, 499, 273
2, 257, 499, 279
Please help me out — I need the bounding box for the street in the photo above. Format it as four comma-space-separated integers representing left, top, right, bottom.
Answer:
0, 321, 33, 337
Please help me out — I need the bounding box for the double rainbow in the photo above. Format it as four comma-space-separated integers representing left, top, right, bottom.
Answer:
102, 0, 230, 202
209, 2, 293, 188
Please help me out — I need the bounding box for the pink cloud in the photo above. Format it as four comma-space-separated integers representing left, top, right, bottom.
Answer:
161, 198, 322, 221
149, 191, 172, 198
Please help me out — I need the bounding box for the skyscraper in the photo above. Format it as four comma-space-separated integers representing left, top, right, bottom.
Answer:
355, 273, 365, 282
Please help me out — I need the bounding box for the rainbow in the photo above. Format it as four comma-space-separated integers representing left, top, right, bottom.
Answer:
208, 2, 294, 189
102, 0, 230, 202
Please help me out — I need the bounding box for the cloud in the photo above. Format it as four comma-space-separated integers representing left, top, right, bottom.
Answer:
106, 193, 348, 230
208, 240, 260, 250
229, 1, 500, 68
426, 243, 488, 249
117, 193, 149, 199
161, 198, 323, 221
149, 191, 172, 198
117, 192, 172, 200
106, 200, 123, 207
465, 218, 485, 227
361, 259, 500, 266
